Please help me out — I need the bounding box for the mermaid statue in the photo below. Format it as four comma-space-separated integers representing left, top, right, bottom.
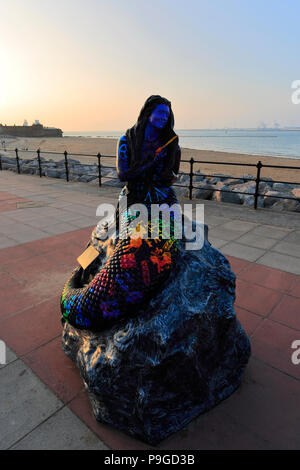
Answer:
60, 95, 251, 445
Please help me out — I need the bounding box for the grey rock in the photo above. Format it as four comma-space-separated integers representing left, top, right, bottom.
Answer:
45, 162, 57, 168
212, 173, 231, 181
269, 199, 300, 212
212, 186, 242, 204
88, 178, 100, 185
194, 169, 206, 178
57, 159, 66, 165
242, 195, 264, 208
177, 174, 189, 185
223, 178, 245, 186
61, 220, 251, 445
261, 176, 273, 182
2, 163, 15, 170
45, 169, 59, 178
78, 175, 97, 183
260, 177, 274, 185
264, 191, 292, 207
207, 177, 221, 185
72, 165, 85, 175
257, 182, 273, 195
231, 181, 257, 196
194, 183, 214, 200
20, 167, 35, 175
292, 188, 300, 200
105, 170, 117, 178
272, 183, 296, 193
101, 166, 113, 177
175, 186, 189, 198
103, 178, 124, 188
242, 174, 256, 181
193, 174, 206, 183
67, 158, 80, 165
0, 156, 14, 163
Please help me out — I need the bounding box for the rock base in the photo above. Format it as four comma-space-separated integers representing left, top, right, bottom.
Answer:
61, 220, 251, 445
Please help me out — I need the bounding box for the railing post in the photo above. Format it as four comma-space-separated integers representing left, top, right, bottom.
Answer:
37, 148, 42, 177
97, 152, 102, 187
189, 157, 194, 200
64, 150, 69, 182
254, 160, 262, 209
15, 148, 20, 174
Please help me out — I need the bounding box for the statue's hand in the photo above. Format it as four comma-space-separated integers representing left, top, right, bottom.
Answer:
145, 153, 160, 169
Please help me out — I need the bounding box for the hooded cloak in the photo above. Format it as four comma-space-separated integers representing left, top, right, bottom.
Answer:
123, 95, 180, 202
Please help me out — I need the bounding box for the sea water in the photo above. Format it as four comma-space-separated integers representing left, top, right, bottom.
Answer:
64, 129, 300, 160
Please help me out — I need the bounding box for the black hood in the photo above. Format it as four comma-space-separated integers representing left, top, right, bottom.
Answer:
124, 95, 178, 182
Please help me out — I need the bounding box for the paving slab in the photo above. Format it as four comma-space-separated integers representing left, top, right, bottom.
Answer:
234, 307, 263, 336
208, 227, 244, 242
219, 220, 259, 233
221, 242, 266, 262
0, 297, 62, 356
271, 240, 300, 258
256, 251, 300, 275
238, 263, 299, 293
235, 279, 282, 316
201, 214, 233, 227
11, 406, 108, 450
282, 230, 300, 244
0, 236, 16, 249
0, 359, 63, 450
251, 319, 300, 380
268, 294, 300, 331
39, 222, 80, 236
9, 228, 50, 244
213, 357, 300, 450
246, 225, 293, 240
234, 233, 278, 250
23, 336, 85, 403
208, 237, 229, 249
22, 216, 63, 230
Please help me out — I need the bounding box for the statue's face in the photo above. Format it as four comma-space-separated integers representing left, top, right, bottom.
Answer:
148, 104, 170, 130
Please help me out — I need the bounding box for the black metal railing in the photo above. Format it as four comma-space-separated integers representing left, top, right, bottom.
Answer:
0, 148, 299, 210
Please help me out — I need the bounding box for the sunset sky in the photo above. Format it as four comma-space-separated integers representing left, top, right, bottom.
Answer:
1, 0, 300, 131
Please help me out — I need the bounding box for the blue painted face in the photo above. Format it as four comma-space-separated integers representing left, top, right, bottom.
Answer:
148, 104, 170, 130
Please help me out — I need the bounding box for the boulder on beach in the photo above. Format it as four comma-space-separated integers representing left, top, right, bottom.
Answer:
211, 182, 242, 204
264, 191, 292, 208
272, 183, 296, 193
194, 183, 214, 200
269, 199, 300, 212
292, 188, 300, 200
242, 195, 264, 208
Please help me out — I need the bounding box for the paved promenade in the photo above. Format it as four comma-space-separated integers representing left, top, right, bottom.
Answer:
0, 171, 299, 450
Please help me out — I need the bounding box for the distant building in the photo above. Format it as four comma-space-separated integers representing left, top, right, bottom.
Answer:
0, 121, 63, 137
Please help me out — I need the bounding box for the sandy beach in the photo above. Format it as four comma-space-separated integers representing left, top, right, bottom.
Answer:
2, 136, 300, 183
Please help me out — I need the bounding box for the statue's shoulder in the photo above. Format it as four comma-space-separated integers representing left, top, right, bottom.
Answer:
117, 134, 128, 153
119, 134, 127, 143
